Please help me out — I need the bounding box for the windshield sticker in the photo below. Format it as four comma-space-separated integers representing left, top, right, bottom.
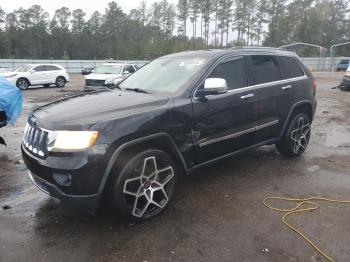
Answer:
179, 59, 205, 67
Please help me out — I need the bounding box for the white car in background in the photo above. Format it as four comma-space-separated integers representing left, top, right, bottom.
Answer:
1, 64, 69, 90
84, 63, 137, 91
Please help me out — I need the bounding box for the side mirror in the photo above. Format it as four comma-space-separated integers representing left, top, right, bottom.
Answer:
196, 78, 228, 97
30, 69, 36, 73
123, 70, 130, 75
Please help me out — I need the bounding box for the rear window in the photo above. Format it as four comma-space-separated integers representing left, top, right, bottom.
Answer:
250, 56, 280, 85
279, 56, 305, 79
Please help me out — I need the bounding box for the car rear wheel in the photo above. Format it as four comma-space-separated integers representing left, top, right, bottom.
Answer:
55, 76, 66, 88
112, 149, 177, 222
276, 113, 311, 157
16, 78, 29, 90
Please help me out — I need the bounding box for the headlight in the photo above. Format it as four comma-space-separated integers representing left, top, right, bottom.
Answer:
105, 79, 114, 85
5, 73, 17, 78
52, 131, 99, 151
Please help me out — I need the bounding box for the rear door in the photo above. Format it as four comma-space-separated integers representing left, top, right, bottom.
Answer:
45, 65, 61, 83
192, 56, 258, 164
248, 55, 305, 143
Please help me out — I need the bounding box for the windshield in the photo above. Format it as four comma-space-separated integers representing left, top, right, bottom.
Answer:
119, 57, 208, 93
16, 65, 32, 72
94, 65, 122, 74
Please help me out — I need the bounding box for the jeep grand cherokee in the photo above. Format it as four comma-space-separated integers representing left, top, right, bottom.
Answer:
22, 47, 317, 222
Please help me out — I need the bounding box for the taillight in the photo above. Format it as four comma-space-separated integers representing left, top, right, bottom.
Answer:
312, 79, 317, 95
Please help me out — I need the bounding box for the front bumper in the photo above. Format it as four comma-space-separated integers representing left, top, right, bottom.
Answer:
84, 85, 109, 92
29, 171, 99, 214
22, 143, 108, 213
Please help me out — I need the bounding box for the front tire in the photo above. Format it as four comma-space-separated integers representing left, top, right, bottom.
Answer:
112, 150, 177, 222
55, 76, 66, 88
16, 78, 29, 90
276, 113, 311, 157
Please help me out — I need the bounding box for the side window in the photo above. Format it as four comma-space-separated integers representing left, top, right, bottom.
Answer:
46, 65, 60, 71
250, 55, 280, 85
279, 56, 305, 79
208, 57, 247, 90
124, 65, 135, 73
34, 65, 47, 72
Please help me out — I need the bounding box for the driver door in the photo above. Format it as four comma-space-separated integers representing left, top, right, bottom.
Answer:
30, 65, 48, 85
192, 56, 258, 164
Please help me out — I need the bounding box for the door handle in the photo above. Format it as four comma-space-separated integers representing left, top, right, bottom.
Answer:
281, 85, 292, 90
240, 93, 254, 99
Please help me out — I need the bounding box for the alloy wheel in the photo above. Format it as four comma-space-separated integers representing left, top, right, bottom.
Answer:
17, 79, 28, 90
56, 77, 65, 87
122, 156, 175, 218
290, 116, 311, 154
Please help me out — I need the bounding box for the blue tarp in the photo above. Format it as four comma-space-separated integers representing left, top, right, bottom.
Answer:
0, 76, 22, 124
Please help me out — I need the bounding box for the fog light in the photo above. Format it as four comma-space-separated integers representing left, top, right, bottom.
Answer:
53, 173, 72, 187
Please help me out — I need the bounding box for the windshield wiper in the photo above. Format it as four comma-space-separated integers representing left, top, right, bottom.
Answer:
125, 88, 150, 94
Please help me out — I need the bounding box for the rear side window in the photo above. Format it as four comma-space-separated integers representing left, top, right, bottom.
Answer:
279, 56, 305, 79
208, 57, 247, 90
46, 65, 60, 71
250, 56, 280, 85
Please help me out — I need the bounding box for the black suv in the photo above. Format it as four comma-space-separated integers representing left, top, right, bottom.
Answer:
22, 47, 317, 221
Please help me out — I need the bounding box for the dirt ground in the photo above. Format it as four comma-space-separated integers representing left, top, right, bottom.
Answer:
1, 73, 350, 262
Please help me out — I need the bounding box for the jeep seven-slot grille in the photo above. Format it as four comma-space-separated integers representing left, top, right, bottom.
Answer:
23, 124, 49, 158
86, 79, 106, 87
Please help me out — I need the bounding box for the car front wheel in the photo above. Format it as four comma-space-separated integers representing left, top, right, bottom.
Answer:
16, 78, 29, 90
276, 113, 311, 157
55, 76, 66, 88
112, 149, 177, 222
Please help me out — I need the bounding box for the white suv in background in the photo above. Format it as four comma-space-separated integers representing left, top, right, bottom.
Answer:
1, 64, 70, 90
84, 63, 137, 91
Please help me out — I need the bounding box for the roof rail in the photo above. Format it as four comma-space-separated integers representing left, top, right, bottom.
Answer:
229, 46, 286, 51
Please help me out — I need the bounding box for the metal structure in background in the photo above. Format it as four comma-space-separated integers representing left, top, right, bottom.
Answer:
280, 42, 328, 71
0, 59, 148, 74
330, 42, 350, 71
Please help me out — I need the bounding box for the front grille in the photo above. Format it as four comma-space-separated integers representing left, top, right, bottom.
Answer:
23, 124, 49, 159
86, 79, 106, 87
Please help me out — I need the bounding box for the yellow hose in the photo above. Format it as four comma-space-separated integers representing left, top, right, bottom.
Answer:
263, 196, 350, 262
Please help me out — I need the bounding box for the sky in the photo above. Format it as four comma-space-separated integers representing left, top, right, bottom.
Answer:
0, 0, 177, 17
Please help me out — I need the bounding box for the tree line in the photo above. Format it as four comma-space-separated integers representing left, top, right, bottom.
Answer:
0, 0, 349, 60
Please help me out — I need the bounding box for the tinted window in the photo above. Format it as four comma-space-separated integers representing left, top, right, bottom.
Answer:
250, 56, 280, 85
208, 57, 247, 90
46, 65, 60, 71
124, 65, 135, 73
279, 56, 305, 79
34, 65, 47, 72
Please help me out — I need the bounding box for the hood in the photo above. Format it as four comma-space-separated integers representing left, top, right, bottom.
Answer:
0, 71, 18, 77
33, 90, 169, 130
85, 73, 122, 81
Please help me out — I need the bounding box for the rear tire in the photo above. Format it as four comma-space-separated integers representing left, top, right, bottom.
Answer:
55, 76, 66, 88
16, 78, 29, 90
276, 113, 311, 157
111, 149, 177, 222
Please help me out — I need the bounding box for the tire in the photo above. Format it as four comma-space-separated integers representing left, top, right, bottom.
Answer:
16, 78, 30, 90
276, 113, 311, 157
112, 149, 177, 222
55, 76, 66, 88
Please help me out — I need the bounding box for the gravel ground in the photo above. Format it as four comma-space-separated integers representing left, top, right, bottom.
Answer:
1, 73, 350, 262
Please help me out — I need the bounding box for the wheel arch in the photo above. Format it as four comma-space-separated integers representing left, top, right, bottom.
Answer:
280, 101, 314, 138
16, 77, 31, 86
97, 133, 187, 198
